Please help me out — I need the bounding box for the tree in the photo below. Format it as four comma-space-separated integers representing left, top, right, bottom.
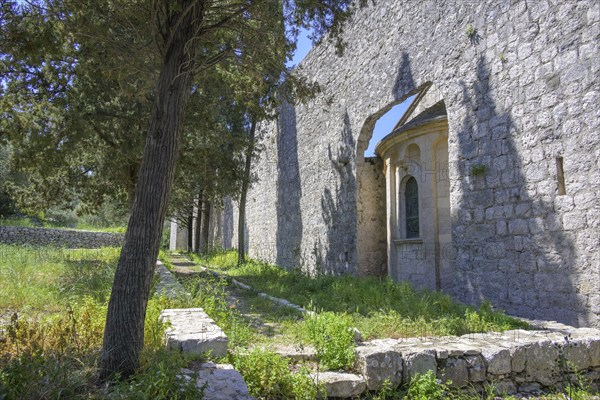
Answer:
1, 0, 356, 380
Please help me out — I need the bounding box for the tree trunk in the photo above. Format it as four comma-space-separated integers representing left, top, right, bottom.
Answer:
199, 200, 211, 254
237, 116, 256, 266
194, 192, 203, 253
99, 2, 204, 381
187, 211, 194, 252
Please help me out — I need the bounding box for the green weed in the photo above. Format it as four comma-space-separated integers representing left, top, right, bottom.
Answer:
304, 310, 355, 370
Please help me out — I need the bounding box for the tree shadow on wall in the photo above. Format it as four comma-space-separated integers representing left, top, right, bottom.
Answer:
455, 55, 578, 325
317, 111, 357, 275
393, 52, 416, 102
275, 101, 303, 270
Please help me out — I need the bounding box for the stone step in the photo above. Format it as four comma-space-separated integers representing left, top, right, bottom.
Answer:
160, 308, 228, 358
180, 362, 254, 400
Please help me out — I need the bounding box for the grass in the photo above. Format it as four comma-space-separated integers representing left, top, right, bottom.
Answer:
189, 250, 529, 339
0, 215, 126, 233
1, 245, 595, 399
0, 244, 205, 399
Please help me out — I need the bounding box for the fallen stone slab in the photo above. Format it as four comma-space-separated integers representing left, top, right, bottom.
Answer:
155, 261, 188, 298
160, 308, 228, 357
311, 371, 366, 398
180, 362, 253, 400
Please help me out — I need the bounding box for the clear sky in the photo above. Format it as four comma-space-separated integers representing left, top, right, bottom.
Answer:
287, 32, 413, 158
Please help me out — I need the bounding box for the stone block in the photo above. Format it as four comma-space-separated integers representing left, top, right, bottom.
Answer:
563, 339, 592, 371
483, 347, 512, 375
191, 362, 252, 400
354, 341, 403, 390
403, 350, 437, 382
511, 341, 559, 386
312, 371, 366, 398
466, 355, 486, 382
160, 308, 228, 357
439, 357, 468, 387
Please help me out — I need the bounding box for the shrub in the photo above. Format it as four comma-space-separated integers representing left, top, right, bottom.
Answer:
304, 311, 355, 370
405, 370, 448, 400
232, 348, 322, 399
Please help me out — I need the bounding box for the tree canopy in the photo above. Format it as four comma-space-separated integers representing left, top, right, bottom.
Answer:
1, 0, 357, 380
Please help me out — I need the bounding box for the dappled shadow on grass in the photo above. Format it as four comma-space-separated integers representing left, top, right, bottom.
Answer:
190, 250, 529, 339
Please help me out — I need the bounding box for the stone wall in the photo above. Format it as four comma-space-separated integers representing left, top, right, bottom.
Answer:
238, 0, 600, 328
0, 226, 123, 248
354, 326, 600, 396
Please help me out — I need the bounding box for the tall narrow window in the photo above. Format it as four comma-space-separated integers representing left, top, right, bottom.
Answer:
556, 157, 566, 195
405, 177, 419, 238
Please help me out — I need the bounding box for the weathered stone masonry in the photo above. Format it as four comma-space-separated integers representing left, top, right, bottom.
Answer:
0, 226, 124, 248
214, 1, 599, 328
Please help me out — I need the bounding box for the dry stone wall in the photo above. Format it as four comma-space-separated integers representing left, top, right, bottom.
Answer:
0, 226, 123, 248
235, 0, 599, 327
353, 326, 600, 397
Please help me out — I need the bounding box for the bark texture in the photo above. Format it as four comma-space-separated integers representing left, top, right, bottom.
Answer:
99, 1, 204, 380
237, 117, 256, 266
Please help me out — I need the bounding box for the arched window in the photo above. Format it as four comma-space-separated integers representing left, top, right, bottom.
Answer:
405, 177, 419, 238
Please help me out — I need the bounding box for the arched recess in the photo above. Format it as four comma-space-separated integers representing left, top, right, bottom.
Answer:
372, 85, 450, 291
355, 91, 421, 277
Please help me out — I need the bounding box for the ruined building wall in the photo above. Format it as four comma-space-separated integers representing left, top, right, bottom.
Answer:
240, 0, 599, 327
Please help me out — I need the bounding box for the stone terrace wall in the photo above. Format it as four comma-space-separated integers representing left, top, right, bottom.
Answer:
0, 226, 124, 248
241, 0, 600, 327
354, 326, 600, 396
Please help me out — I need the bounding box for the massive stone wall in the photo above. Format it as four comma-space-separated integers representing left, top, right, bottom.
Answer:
0, 226, 124, 248
240, 0, 599, 327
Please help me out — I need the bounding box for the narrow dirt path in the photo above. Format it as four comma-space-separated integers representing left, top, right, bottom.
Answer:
167, 254, 303, 340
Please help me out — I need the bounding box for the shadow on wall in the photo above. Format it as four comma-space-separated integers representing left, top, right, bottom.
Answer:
318, 111, 357, 275
454, 55, 578, 325
275, 101, 303, 269
393, 52, 416, 101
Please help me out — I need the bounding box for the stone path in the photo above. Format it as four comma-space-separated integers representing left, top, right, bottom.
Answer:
167, 254, 304, 339
160, 308, 228, 358
154, 257, 253, 399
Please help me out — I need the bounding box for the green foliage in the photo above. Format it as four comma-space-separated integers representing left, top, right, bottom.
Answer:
0, 245, 204, 399
0, 245, 120, 311
232, 348, 322, 399
181, 275, 255, 347
405, 370, 448, 400
110, 349, 205, 400
469, 164, 487, 176
304, 310, 355, 370
465, 24, 476, 38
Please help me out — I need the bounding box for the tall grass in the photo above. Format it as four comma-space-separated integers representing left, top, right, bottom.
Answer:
0, 245, 120, 313
0, 245, 205, 399
190, 250, 529, 338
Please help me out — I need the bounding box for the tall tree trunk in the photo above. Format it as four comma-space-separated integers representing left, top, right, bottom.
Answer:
187, 211, 194, 252
199, 200, 211, 254
237, 116, 256, 266
99, 2, 204, 381
194, 191, 203, 253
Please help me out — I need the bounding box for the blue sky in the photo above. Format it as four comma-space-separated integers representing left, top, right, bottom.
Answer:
287, 32, 412, 157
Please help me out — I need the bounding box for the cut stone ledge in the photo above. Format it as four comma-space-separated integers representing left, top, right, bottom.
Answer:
310, 371, 366, 398
160, 308, 228, 358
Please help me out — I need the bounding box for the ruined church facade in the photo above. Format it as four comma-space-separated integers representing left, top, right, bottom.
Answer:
180, 1, 600, 327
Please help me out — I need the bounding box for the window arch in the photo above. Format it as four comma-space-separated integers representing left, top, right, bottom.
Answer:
405, 177, 419, 238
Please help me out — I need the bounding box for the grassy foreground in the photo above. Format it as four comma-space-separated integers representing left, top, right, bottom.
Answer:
0, 245, 203, 399
1, 245, 595, 399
